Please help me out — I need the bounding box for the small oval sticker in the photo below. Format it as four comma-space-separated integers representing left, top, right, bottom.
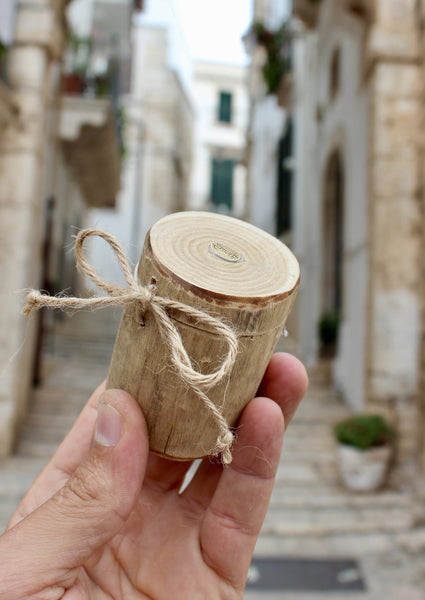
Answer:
208, 241, 243, 263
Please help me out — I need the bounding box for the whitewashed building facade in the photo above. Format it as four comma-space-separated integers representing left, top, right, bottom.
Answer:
85, 0, 194, 280
189, 61, 248, 219
246, 0, 425, 468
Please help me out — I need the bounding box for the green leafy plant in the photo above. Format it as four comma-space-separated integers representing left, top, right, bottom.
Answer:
318, 310, 340, 348
66, 33, 92, 76
251, 21, 290, 95
334, 415, 395, 450
95, 74, 110, 97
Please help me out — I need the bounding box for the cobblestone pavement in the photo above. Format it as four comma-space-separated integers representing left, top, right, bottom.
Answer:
1, 310, 425, 599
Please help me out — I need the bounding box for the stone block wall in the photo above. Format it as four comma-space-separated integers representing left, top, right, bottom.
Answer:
0, 0, 67, 457
365, 0, 424, 464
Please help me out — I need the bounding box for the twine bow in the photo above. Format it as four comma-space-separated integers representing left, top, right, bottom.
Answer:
23, 228, 238, 464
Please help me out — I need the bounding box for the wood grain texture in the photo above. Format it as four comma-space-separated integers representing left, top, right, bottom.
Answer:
107, 212, 300, 460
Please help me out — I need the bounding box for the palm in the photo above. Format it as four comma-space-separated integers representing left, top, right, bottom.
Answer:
5, 354, 307, 600
63, 428, 275, 600
79, 488, 238, 598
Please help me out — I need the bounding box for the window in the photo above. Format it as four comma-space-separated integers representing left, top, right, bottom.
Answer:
218, 91, 232, 123
211, 159, 234, 209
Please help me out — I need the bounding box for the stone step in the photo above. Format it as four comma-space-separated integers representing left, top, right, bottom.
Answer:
0, 508, 16, 532
254, 531, 397, 557
279, 451, 336, 467
38, 369, 107, 392
18, 425, 73, 446
48, 332, 116, 344
29, 385, 93, 409
28, 401, 86, 419
269, 486, 412, 509
283, 434, 335, 449
293, 399, 349, 422
244, 594, 371, 600
0, 461, 47, 532
275, 462, 337, 484
15, 440, 60, 459
245, 591, 377, 600
21, 413, 76, 430
46, 345, 114, 363
262, 506, 414, 536
284, 421, 337, 436
51, 306, 123, 336
282, 433, 336, 449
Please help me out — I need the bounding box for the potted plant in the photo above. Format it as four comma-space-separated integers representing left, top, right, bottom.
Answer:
62, 34, 92, 95
334, 414, 395, 492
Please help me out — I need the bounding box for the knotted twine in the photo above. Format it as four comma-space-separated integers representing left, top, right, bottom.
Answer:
23, 228, 239, 464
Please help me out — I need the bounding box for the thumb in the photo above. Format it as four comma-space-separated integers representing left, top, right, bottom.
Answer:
0, 389, 149, 597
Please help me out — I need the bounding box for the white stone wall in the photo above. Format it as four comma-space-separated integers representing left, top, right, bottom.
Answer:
247, 94, 285, 234
86, 20, 193, 280
189, 61, 248, 219
246, 1, 289, 235
293, 1, 370, 411
292, 31, 321, 367
0, 0, 67, 457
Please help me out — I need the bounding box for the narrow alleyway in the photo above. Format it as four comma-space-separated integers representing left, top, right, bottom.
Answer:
0, 310, 424, 599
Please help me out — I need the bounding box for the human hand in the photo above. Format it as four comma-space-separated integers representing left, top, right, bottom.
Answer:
0, 353, 308, 599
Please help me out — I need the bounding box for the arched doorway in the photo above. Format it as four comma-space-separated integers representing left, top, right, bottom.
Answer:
322, 150, 344, 316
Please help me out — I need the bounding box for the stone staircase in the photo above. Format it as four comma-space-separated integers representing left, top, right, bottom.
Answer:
0, 310, 118, 530
0, 314, 424, 599
245, 370, 424, 600
262, 380, 416, 545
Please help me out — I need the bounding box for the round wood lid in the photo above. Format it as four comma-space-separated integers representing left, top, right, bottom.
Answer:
148, 212, 300, 303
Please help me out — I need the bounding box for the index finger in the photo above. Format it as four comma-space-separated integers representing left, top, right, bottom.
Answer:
199, 396, 285, 593
257, 352, 308, 427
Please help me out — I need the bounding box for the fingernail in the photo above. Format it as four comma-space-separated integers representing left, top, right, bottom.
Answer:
95, 401, 122, 447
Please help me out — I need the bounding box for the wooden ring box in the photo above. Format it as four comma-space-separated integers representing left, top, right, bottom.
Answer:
107, 211, 300, 461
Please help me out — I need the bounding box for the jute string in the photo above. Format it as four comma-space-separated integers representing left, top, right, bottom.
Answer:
23, 228, 238, 464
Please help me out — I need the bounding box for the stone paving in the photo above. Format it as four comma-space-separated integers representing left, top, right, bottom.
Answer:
0, 310, 424, 599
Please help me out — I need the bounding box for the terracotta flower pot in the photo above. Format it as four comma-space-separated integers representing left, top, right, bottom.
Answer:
62, 73, 84, 94
337, 443, 392, 492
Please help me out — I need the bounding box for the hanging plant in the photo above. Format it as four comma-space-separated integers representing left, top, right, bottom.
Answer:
64, 33, 92, 77
251, 21, 290, 95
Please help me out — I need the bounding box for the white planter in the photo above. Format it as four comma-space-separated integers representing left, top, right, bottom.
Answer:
337, 443, 392, 492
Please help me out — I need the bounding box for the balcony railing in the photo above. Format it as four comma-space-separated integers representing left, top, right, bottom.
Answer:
62, 33, 131, 97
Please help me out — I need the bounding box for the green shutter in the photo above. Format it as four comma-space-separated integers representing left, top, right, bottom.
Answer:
277, 118, 293, 236
211, 159, 234, 209
218, 92, 232, 123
